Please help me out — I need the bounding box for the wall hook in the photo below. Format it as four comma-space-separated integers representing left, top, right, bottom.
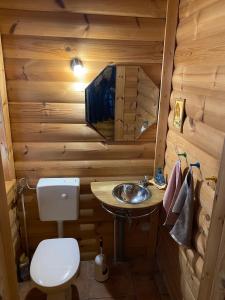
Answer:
175, 148, 188, 165
205, 176, 217, 183
177, 152, 187, 159
190, 162, 201, 169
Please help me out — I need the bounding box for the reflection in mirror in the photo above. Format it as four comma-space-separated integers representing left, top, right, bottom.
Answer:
85, 65, 116, 139
85, 65, 159, 141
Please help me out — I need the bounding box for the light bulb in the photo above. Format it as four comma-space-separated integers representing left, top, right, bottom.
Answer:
71, 58, 86, 77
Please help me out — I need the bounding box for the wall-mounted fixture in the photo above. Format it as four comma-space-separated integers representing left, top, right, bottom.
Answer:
71, 58, 86, 77
85, 64, 159, 141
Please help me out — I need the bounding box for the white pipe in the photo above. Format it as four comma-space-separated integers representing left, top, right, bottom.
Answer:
20, 192, 29, 258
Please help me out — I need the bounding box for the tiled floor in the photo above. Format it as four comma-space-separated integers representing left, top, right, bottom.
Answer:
19, 259, 170, 300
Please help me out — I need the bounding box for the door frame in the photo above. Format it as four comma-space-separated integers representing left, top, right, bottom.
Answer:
198, 138, 225, 299
0, 151, 20, 300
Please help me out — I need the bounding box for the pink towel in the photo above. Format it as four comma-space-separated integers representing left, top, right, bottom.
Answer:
163, 160, 182, 226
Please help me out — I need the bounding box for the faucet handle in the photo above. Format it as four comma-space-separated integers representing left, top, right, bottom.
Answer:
139, 175, 150, 187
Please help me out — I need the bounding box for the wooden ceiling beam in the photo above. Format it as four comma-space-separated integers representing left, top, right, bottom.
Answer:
0, 0, 167, 18
0, 9, 165, 42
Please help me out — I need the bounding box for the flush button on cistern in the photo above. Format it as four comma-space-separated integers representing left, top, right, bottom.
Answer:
61, 193, 68, 199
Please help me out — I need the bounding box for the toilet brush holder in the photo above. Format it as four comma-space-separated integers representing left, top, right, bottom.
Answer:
94, 237, 109, 282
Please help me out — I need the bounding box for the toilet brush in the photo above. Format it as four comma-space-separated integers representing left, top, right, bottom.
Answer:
94, 237, 109, 282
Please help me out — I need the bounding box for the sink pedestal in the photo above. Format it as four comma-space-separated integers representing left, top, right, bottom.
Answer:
114, 216, 125, 262
91, 181, 165, 263
101, 202, 159, 263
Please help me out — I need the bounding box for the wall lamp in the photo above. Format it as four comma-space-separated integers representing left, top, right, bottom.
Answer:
71, 58, 86, 76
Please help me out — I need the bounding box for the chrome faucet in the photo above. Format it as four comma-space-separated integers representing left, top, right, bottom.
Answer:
139, 176, 150, 188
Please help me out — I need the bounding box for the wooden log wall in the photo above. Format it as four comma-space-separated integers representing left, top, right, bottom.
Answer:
0, 153, 20, 300
114, 65, 159, 141
0, 34, 19, 267
0, 1, 166, 259
157, 0, 225, 299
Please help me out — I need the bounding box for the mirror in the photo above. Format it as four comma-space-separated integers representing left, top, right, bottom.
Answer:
85, 65, 159, 141
85, 65, 116, 139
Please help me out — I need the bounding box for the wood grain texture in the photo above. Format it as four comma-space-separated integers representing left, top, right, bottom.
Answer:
0, 154, 19, 300
179, 0, 219, 20
115, 66, 126, 141
11, 123, 104, 142
12, 142, 155, 161
158, 0, 225, 299
7, 80, 86, 103
115, 65, 159, 141
1, 2, 165, 259
210, 154, 225, 299
0, 0, 167, 18
9, 102, 86, 123
170, 88, 225, 133
175, 33, 225, 66
136, 67, 159, 139
4, 59, 162, 85
167, 112, 225, 159
0, 9, 165, 42
158, 227, 200, 300
154, 0, 179, 170
2, 35, 163, 63
15, 159, 153, 178
177, 1, 225, 43
0, 37, 20, 276
198, 141, 225, 299
4, 59, 108, 83
0, 36, 15, 180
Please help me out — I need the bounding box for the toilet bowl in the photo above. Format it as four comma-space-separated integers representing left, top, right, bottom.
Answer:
30, 178, 81, 300
30, 238, 80, 300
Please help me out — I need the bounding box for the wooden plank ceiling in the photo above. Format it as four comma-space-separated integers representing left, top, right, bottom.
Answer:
0, 0, 166, 258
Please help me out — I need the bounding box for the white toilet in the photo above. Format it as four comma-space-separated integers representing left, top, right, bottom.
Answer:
30, 178, 80, 300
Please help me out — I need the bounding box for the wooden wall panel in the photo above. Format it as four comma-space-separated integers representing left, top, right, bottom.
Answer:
0, 37, 15, 180
0, 3, 165, 259
0, 0, 167, 18
154, 0, 179, 170
178, 1, 225, 43
12, 142, 155, 161
0, 35, 20, 277
9, 102, 85, 123
0, 9, 165, 42
4, 59, 162, 86
11, 123, 105, 142
2, 35, 163, 63
0, 118, 19, 300
15, 159, 153, 179
157, 0, 225, 299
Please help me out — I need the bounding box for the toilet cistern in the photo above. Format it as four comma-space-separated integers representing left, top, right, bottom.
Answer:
37, 177, 80, 237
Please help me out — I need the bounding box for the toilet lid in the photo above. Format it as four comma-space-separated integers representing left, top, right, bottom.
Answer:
30, 238, 80, 287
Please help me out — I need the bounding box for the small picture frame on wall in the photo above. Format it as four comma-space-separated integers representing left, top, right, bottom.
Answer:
173, 98, 186, 132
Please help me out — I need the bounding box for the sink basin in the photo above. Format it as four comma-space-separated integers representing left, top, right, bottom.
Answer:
112, 183, 151, 204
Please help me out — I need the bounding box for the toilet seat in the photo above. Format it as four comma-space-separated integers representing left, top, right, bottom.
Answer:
30, 238, 80, 288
